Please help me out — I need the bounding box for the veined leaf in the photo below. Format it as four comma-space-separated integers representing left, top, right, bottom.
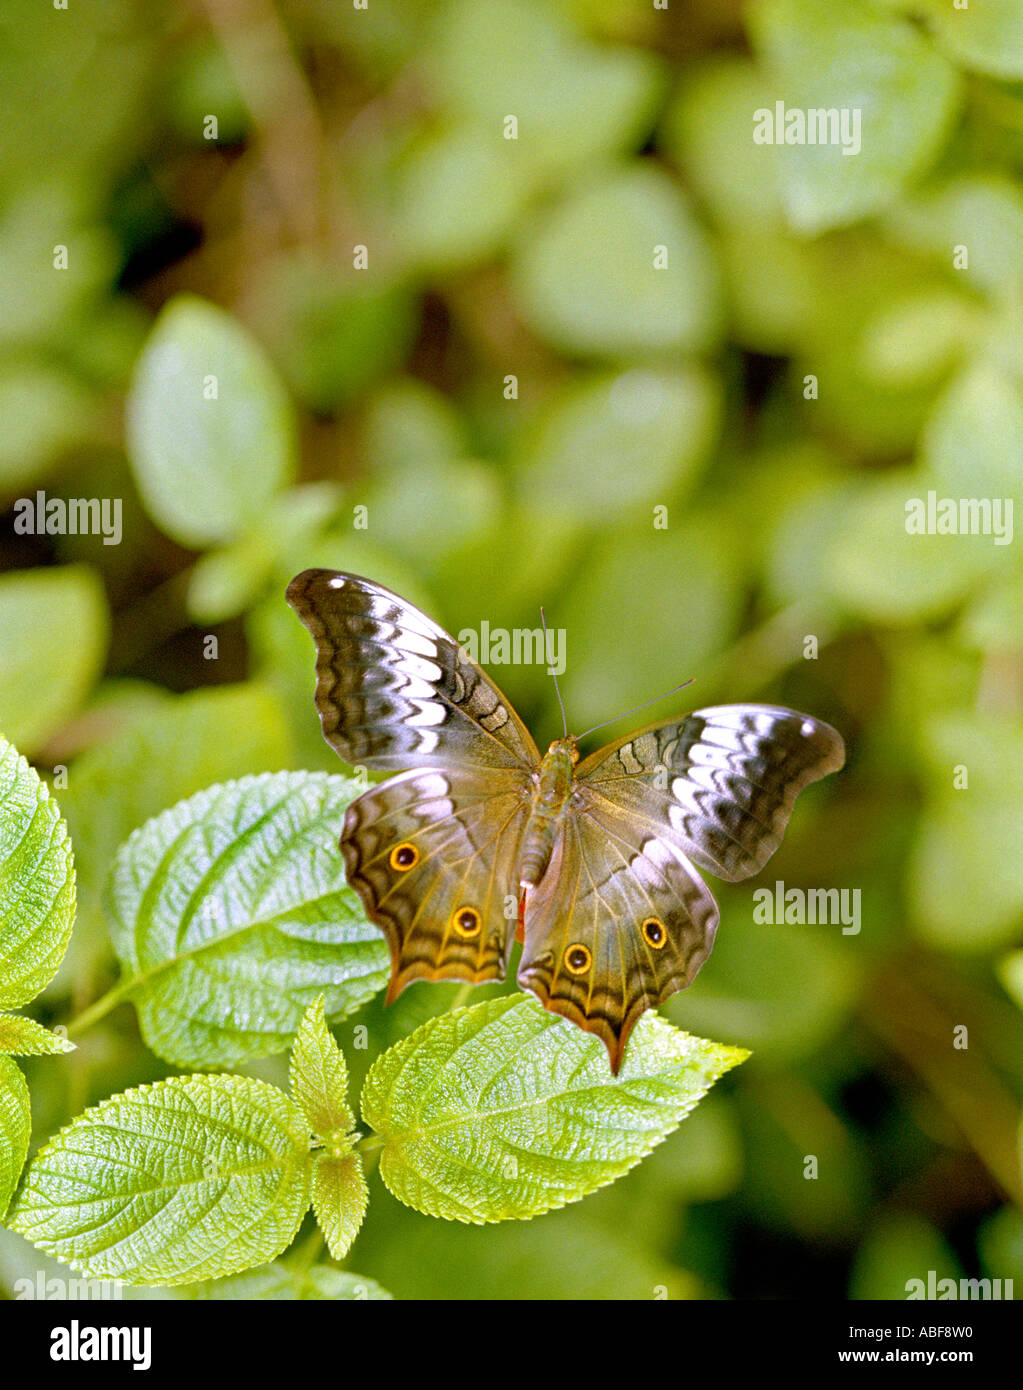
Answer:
0, 1055, 30, 1220
105, 773, 388, 1068
10, 1074, 313, 1286
0, 738, 75, 1010
0, 1014, 75, 1056
312, 1154, 369, 1260
290, 996, 356, 1141
360, 996, 748, 1223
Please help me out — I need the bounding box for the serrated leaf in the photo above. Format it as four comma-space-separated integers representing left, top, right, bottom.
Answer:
748, 0, 961, 232
312, 1153, 369, 1260
360, 996, 748, 1224
10, 1074, 313, 1286
0, 738, 75, 1010
290, 996, 355, 1140
0, 566, 108, 757
0, 1014, 75, 1056
0, 1055, 30, 1220
125, 295, 297, 547
106, 773, 388, 1068
178, 1261, 390, 1300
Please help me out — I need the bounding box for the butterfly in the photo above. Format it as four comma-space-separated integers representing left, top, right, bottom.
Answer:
287, 569, 845, 1072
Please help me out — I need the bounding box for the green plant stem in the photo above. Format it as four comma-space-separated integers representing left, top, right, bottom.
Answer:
66, 979, 137, 1038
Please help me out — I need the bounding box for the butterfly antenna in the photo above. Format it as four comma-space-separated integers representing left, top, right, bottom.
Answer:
576, 679, 695, 742
540, 606, 568, 739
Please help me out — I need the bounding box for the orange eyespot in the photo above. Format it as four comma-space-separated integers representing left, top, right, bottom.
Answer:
565, 944, 592, 975
389, 842, 419, 871
452, 906, 482, 939
642, 917, 667, 949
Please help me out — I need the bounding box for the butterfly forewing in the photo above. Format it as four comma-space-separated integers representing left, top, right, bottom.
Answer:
518, 801, 719, 1073
286, 569, 540, 772
576, 705, 845, 883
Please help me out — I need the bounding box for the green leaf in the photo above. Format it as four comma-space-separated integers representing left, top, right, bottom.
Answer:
290, 996, 356, 1140
360, 996, 747, 1224
923, 0, 1023, 80
0, 1014, 75, 1056
0, 360, 99, 496
187, 483, 341, 624
0, 1055, 30, 1221
511, 165, 722, 357
427, 0, 664, 181
125, 295, 297, 547
885, 176, 1023, 298
849, 1213, 961, 1299
998, 951, 1023, 1014
922, 363, 1023, 498
0, 566, 108, 757
748, 0, 961, 232
10, 1074, 313, 1286
513, 367, 720, 526
62, 683, 293, 918
106, 773, 388, 1068
0, 738, 75, 1009
178, 1261, 390, 1300
312, 1154, 369, 1260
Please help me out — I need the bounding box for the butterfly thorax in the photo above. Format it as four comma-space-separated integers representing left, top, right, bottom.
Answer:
519, 737, 579, 888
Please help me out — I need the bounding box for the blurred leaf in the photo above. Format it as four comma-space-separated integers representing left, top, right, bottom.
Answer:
922, 362, 1023, 497
290, 996, 356, 1141
0, 359, 99, 499
662, 58, 785, 231
513, 367, 720, 525
187, 483, 341, 624
978, 1205, 1023, 1286
363, 378, 469, 470
0, 1055, 30, 1221
106, 773, 388, 1069
0, 1015, 74, 1056
62, 683, 292, 918
361, 454, 504, 577
10, 1074, 312, 1286
670, 914, 859, 1065
312, 1153, 369, 1261
824, 470, 1003, 623
361, 995, 747, 1223
909, 713, 1023, 950
0, 738, 75, 1010
999, 951, 1023, 1015
557, 515, 742, 732
178, 1262, 391, 1300
512, 166, 723, 357
748, 0, 961, 232
164, 37, 248, 145
885, 175, 1023, 298
0, 566, 108, 758
849, 1212, 962, 1299
250, 256, 418, 416
427, 0, 664, 180
125, 295, 297, 547
923, 0, 1023, 80
957, 573, 1023, 650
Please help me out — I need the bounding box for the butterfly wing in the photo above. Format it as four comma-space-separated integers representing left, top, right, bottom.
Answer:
286, 569, 540, 772
342, 766, 531, 997
574, 704, 845, 883
517, 799, 719, 1072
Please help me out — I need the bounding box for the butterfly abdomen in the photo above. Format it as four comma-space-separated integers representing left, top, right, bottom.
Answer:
519, 738, 577, 887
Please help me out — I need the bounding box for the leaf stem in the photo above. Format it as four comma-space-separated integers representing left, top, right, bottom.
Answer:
66, 979, 137, 1038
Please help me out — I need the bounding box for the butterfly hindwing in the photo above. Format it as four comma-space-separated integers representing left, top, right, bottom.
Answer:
341, 766, 531, 997
517, 796, 720, 1072
286, 569, 540, 772
575, 704, 845, 883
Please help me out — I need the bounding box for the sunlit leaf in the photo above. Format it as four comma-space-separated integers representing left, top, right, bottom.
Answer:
10, 1074, 313, 1286
361, 995, 747, 1223
0, 1056, 30, 1221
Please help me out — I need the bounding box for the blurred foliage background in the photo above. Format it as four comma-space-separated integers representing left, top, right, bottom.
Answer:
2, 0, 1023, 1299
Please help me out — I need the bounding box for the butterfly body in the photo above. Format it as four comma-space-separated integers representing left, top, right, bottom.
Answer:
519, 737, 578, 887
287, 568, 846, 1073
